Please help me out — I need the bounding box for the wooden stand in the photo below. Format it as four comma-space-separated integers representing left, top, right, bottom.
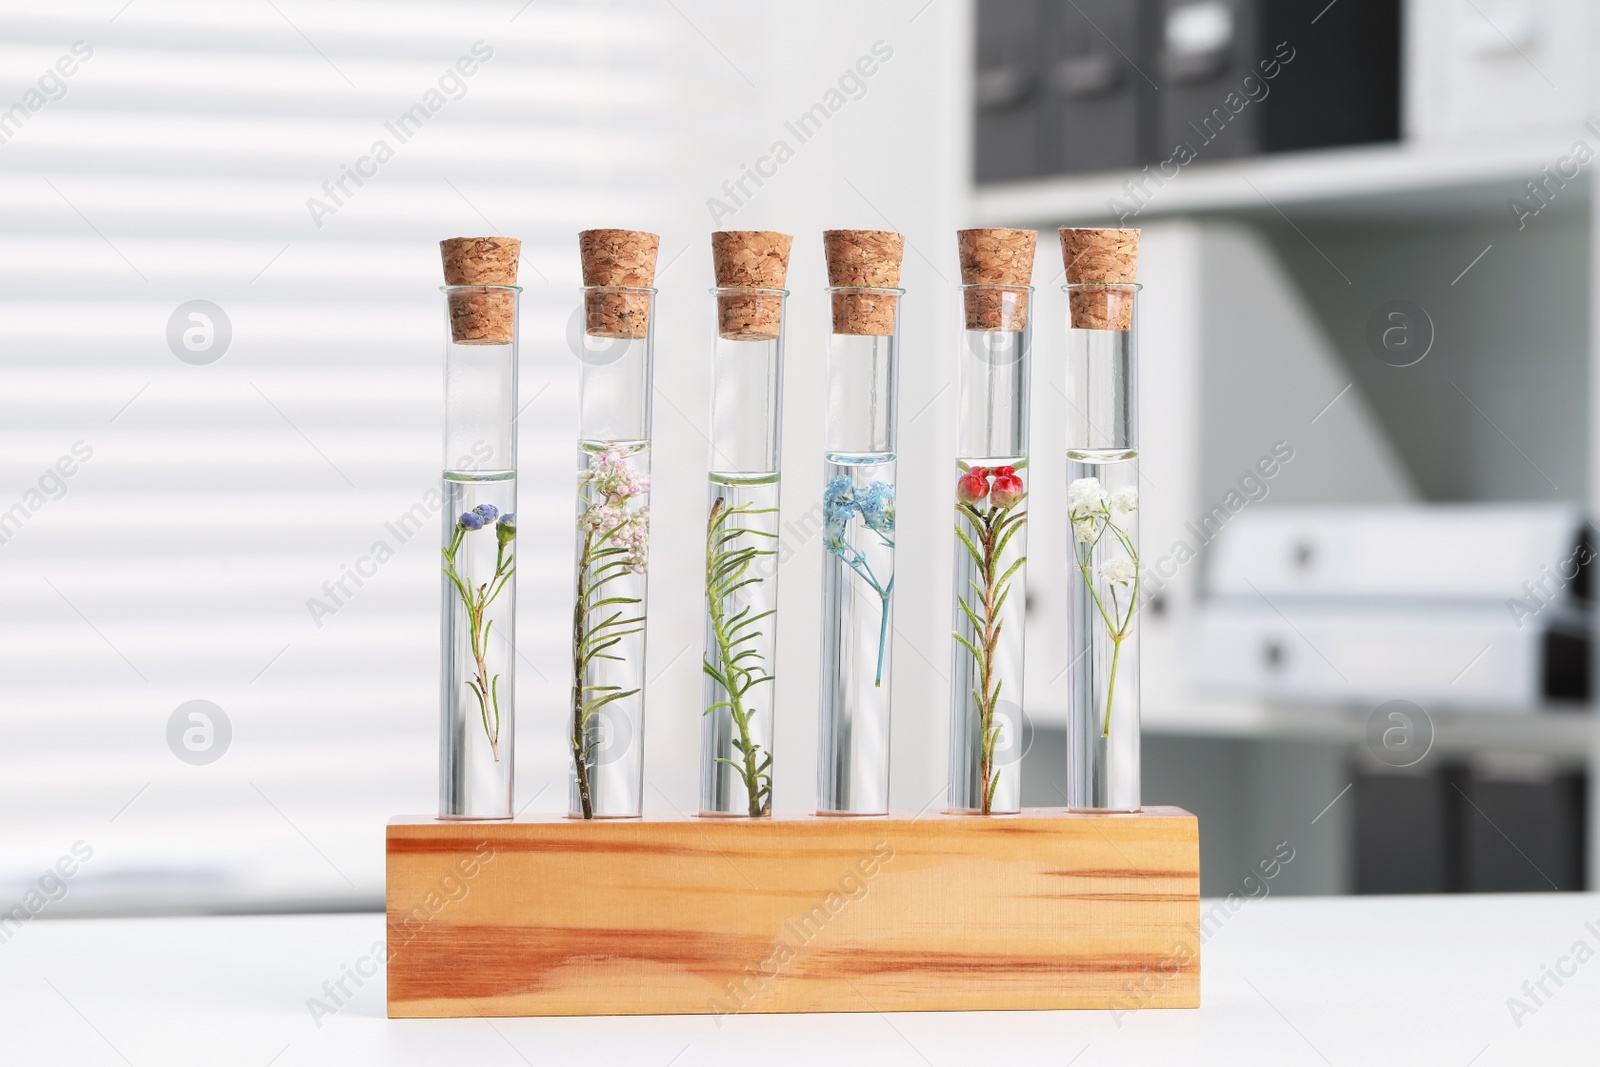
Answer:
386, 807, 1200, 1017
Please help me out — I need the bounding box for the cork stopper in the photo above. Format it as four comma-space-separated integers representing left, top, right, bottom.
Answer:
823, 230, 904, 336
957, 228, 1036, 331
440, 237, 521, 344
712, 230, 792, 341
1059, 228, 1140, 330
579, 229, 660, 339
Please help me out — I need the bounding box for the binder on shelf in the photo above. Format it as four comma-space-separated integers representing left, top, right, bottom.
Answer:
1196, 506, 1590, 707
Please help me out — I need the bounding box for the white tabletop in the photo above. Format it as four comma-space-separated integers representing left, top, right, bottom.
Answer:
2, 894, 1595, 1065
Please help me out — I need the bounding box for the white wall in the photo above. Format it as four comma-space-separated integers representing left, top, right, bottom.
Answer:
0, 0, 973, 914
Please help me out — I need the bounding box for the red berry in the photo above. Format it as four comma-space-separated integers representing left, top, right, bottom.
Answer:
956, 471, 990, 504
990, 473, 1024, 509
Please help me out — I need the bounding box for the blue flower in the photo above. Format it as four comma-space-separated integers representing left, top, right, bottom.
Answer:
823, 518, 849, 554
473, 504, 499, 522
858, 481, 896, 533
458, 511, 485, 531
496, 512, 516, 544
823, 475, 856, 517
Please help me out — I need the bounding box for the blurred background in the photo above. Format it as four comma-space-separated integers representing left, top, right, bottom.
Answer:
0, 0, 1593, 917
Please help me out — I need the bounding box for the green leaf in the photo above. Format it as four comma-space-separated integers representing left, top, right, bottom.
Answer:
726, 610, 777, 636
713, 577, 762, 600
953, 632, 982, 664
956, 597, 984, 635
956, 501, 986, 527
954, 526, 985, 569
580, 688, 639, 717
993, 519, 1026, 562
993, 508, 1029, 534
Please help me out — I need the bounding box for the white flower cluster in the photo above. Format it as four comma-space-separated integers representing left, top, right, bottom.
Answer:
1069, 476, 1138, 586
1069, 477, 1138, 544
1102, 559, 1137, 586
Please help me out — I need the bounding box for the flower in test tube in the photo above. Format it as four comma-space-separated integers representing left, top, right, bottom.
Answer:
824, 475, 856, 513
859, 481, 896, 533
956, 467, 990, 505
458, 511, 485, 531
1110, 486, 1139, 514
990, 472, 1025, 509
1068, 477, 1106, 521
823, 475, 857, 553
1103, 559, 1137, 586
496, 512, 516, 544
1073, 517, 1099, 544
473, 504, 499, 522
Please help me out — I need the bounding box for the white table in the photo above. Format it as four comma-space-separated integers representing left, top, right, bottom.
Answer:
3, 894, 1595, 1065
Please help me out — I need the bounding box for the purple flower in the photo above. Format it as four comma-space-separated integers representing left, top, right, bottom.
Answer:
496, 512, 516, 544
458, 511, 485, 531
473, 504, 499, 522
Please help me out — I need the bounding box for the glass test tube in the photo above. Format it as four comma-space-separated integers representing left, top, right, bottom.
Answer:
571, 284, 655, 819
948, 284, 1032, 815
439, 277, 519, 820
700, 285, 787, 816
1064, 282, 1141, 812
817, 284, 902, 815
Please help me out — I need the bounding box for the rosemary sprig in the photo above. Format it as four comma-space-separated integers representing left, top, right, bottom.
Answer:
702, 495, 779, 817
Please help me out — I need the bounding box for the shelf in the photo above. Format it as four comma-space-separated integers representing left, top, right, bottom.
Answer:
973, 127, 1594, 227
1140, 699, 1595, 762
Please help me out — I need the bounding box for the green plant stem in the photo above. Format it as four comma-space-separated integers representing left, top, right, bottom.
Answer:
955, 496, 1026, 815
570, 527, 597, 819
1072, 504, 1138, 740
571, 484, 647, 821
1101, 635, 1122, 739
443, 524, 514, 761
704, 496, 776, 817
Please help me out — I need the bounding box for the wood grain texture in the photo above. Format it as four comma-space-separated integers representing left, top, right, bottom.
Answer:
386, 807, 1200, 1017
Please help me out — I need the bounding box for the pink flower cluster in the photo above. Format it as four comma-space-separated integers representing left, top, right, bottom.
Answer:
578, 448, 650, 574
956, 465, 1024, 510
583, 447, 650, 499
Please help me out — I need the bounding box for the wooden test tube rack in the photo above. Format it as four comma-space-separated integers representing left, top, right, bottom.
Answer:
386, 807, 1200, 1017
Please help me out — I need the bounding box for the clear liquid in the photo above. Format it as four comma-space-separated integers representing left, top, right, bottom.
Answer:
572, 441, 650, 818
817, 452, 896, 815
439, 470, 516, 819
948, 457, 1027, 814
1065, 449, 1140, 811
700, 473, 781, 816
